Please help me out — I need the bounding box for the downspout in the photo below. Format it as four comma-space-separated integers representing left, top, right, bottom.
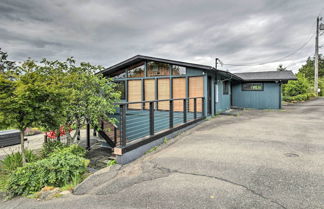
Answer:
279, 81, 282, 109
215, 73, 217, 115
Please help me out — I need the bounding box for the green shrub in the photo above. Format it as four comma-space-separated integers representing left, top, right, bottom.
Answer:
0, 170, 8, 192
56, 144, 86, 158
319, 77, 324, 96
41, 140, 67, 158
283, 73, 311, 97
0, 150, 38, 173
6, 149, 89, 197
283, 93, 316, 102
107, 159, 116, 167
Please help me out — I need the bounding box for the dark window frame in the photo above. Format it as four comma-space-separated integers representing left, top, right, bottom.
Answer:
241, 83, 264, 91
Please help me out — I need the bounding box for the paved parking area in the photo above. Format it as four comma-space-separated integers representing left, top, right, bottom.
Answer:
1, 98, 324, 209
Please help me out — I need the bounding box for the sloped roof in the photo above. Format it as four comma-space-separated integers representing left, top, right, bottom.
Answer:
99, 55, 296, 82
234, 71, 297, 81
100, 55, 243, 80
100, 55, 214, 75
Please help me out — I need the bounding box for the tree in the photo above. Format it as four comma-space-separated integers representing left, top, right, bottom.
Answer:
36, 58, 121, 145
0, 59, 66, 163
0, 52, 121, 160
0, 49, 16, 73
298, 55, 324, 81
277, 64, 287, 71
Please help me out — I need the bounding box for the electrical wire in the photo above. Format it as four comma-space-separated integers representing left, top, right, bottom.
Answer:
221, 9, 324, 67
223, 32, 315, 67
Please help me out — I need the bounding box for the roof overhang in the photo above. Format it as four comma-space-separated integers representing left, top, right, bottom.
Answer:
100, 55, 216, 76
234, 71, 297, 82
217, 69, 243, 81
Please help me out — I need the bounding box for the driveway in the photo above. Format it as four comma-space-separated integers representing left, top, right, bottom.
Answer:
2, 98, 324, 209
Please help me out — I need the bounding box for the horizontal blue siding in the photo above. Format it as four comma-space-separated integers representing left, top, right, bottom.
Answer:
232, 83, 280, 109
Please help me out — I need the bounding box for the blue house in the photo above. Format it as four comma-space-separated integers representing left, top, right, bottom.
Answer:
98, 55, 296, 163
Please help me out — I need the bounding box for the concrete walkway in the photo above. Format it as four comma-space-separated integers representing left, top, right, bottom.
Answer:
1, 98, 324, 209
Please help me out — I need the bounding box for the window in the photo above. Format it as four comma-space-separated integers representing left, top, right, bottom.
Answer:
115, 81, 126, 100
111, 70, 126, 79
128, 62, 145, 78
242, 83, 264, 91
172, 65, 186, 75
223, 81, 229, 95
147, 61, 170, 77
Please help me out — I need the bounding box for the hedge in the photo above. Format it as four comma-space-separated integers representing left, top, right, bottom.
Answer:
283, 93, 316, 102
6, 145, 89, 197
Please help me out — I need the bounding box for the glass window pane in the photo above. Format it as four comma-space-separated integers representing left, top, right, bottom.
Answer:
111, 70, 126, 79
128, 62, 145, 78
115, 81, 126, 100
147, 61, 170, 77
242, 83, 263, 91
172, 65, 186, 75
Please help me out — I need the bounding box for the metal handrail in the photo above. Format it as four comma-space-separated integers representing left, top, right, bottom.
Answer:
114, 97, 205, 105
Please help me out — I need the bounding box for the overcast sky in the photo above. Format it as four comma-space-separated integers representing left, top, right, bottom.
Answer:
0, 0, 323, 73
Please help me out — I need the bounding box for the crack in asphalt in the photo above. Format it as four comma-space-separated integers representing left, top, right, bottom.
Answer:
156, 166, 288, 209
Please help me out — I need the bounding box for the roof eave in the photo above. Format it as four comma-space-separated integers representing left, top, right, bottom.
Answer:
99, 55, 215, 76
241, 78, 297, 82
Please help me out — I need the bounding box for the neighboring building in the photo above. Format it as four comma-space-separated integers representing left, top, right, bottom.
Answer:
99, 55, 296, 163
232, 71, 297, 109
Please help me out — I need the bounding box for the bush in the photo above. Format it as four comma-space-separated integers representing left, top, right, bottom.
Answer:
0, 150, 38, 173
6, 147, 89, 197
41, 140, 67, 158
41, 141, 86, 159
319, 77, 324, 96
56, 144, 86, 158
283, 93, 316, 102
283, 73, 311, 97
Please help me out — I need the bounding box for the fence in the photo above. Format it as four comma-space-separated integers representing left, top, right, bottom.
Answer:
101, 97, 205, 155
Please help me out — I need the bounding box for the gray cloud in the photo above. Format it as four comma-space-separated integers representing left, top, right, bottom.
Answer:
0, 0, 323, 72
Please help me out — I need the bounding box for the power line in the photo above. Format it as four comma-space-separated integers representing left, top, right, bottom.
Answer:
222, 8, 323, 68
223, 32, 315, 67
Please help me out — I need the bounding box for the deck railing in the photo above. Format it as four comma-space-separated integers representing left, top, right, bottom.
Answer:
102, 97, 205, 154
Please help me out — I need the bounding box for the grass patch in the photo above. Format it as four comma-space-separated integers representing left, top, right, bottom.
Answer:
60, 184, 75, 191
0, 169, 9, 192
163, 137, 169, 144
107, 159, 117, 167
145, 146, 158, 154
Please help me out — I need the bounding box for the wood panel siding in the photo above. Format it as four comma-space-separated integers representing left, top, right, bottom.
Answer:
158, 78, 170, 110
128, 80, 142, 109
144, 79, 155, 109
172, 78, 186, 111
189, 76, 203, 112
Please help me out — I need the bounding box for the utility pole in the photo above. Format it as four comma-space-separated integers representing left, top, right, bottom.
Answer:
215, 58, 223, 70
315, 16, 324, 95
315, 17, 320, 96
215, 58, 219, 69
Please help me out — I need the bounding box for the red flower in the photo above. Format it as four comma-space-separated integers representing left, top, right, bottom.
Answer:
46, 126, 72, 139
